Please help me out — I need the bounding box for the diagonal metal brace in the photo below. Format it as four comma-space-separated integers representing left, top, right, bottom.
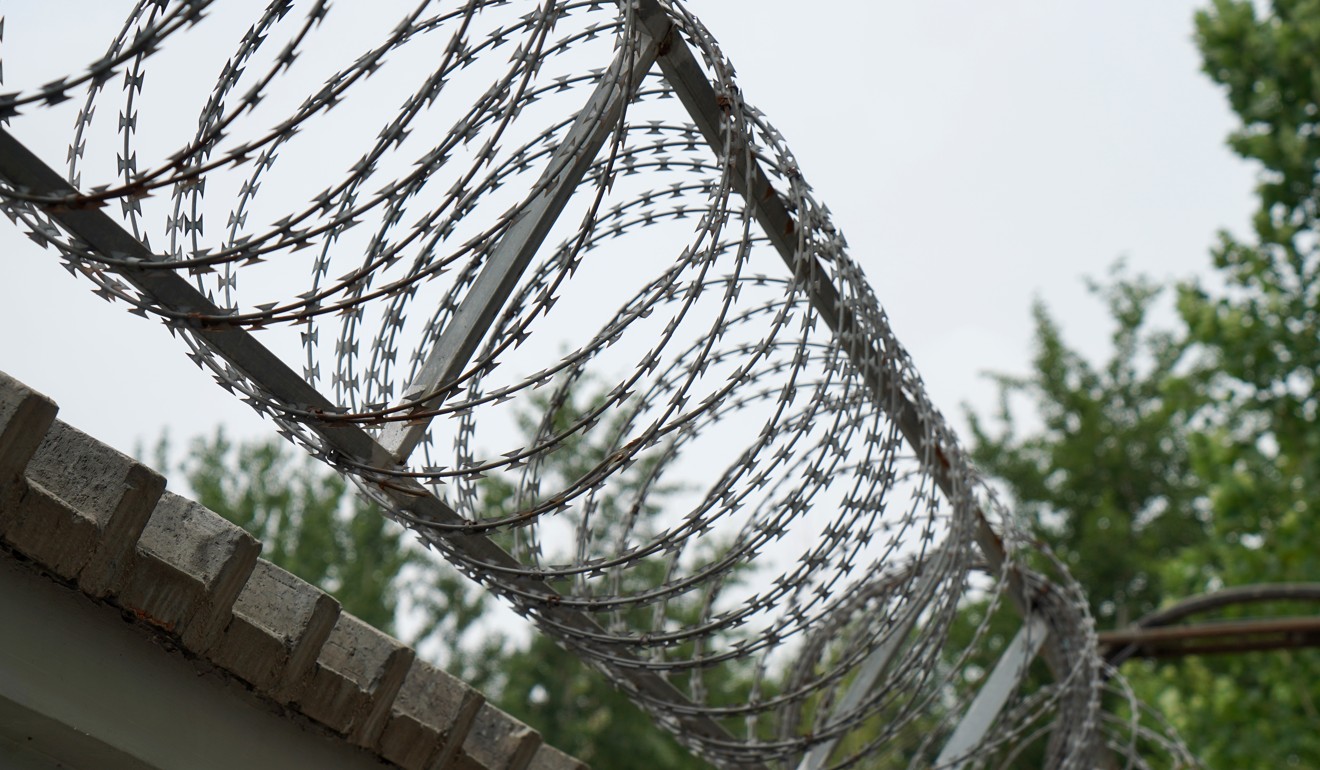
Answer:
935, 614, 1050, 768
378, 29, 664, 463
796, 546, 952, 770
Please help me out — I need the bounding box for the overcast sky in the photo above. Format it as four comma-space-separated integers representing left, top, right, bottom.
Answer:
0, 1, 1256, 464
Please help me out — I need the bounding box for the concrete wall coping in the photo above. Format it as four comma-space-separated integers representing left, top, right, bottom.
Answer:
0, 369, 586, 770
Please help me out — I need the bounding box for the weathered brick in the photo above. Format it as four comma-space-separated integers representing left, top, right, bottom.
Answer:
377, 657, 485, 770
210, 560, 340, 699
22, 420, 164, 595
297, 613, 414, 743
0, 372, 591, 770
528, 745, 589, 770
1, 479, 97, 579
456, 703, 542, 770
116, 492, 260, 650
0, 370, 57, 510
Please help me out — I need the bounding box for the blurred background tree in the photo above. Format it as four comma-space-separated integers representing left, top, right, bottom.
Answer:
967, 1, 1320, 765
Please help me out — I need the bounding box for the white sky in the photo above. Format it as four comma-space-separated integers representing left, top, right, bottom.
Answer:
0, 1, 1256, 463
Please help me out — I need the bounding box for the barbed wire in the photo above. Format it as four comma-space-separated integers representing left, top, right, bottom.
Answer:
0, 1, 1198, 767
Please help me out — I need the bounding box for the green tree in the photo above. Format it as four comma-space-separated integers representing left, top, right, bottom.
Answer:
967, 2, 1320, 765
967, 270, 1206, 628
1177, 0, 1320, 598
964, 270, 1215, 767
1154, 1, 1320, 764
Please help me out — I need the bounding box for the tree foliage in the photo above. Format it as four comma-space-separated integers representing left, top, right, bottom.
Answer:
968, 2, 1320, 765
1178, 0, 1320, 598
968, 270, 1206, 627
